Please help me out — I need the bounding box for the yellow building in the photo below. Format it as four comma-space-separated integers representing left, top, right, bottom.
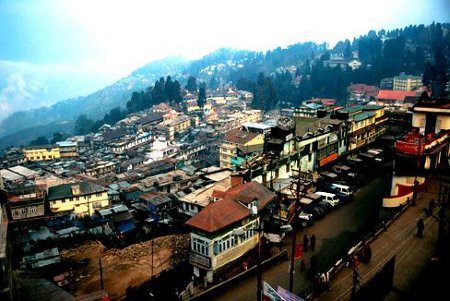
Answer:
219, 130, 265, 168
23, 145, 61, 162
48, 182, 109, 216
166, 115, 196, 140
343, 105, 387, 151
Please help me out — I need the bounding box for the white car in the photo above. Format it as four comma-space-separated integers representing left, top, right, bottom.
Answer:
298, 211, 313, 227
315, 191, 340, 207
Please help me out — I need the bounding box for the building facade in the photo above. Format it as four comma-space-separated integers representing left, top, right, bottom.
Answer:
393, 75, 423, 91
219, 130, 264, 169
47, 182, 109, 216
23, 145, 61, 162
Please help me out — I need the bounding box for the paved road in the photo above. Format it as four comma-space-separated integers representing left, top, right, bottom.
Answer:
210, 167, 392, 301
319, 179, 442, 301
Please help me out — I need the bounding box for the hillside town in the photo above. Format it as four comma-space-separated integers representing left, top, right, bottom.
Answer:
1, 69, 449, 301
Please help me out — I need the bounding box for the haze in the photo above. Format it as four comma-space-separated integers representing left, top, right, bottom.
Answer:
0, 0, 449, 120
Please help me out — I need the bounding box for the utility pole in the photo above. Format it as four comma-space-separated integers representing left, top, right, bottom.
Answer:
289, 169, 303, 292
99, 258, 104, 290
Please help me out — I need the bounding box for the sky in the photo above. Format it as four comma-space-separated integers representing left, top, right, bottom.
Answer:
0, 0, 449, 120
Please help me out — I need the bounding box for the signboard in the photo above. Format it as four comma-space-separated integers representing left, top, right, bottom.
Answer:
277, 286, 305, 301
263, 281, 285, 301
395, 140, 424, 154
318, 153, 337, 166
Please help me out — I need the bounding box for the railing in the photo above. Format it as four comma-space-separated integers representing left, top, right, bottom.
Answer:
395, 140, 424, 154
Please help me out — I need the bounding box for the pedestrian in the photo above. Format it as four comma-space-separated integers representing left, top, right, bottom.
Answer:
416, 218, 424, 238
429, 198, 435, 213
303, 234, 309, 252
310, 234, 316, 251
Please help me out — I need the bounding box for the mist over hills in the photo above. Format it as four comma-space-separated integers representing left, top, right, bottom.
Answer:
0, 22, 448, 149
0, 56, 191, 142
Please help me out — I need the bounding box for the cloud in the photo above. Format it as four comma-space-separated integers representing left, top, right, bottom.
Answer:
0, 60, 120, 122
0, 71, 42, 120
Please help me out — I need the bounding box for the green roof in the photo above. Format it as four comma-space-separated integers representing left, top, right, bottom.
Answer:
350, 112, 376, 122
364, 105, 385, 110
339, 105, 365, 115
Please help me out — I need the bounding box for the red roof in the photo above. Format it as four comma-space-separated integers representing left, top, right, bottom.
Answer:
185, 181, 276, 233
211, 190, 225, 199
305, 98, 336, 106
223, 181, 276, 210
377, 90, 416, 101
186, 198, 250, 233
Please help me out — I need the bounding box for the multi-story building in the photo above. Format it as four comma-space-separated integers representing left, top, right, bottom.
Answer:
335, 105, 387, 152
393, 74, 423, 91
6, 185, 46, 221
209, 110, 263, 133
166, 115, 198, 140
186, 181, 276, 284
384, 97, 450, 207
107, 132, 152, 154
47, 181, 109, 216
84, 161, 116, 178
23, 145, 61, 162
56, 141, 79, 158
219, 130, 264, 169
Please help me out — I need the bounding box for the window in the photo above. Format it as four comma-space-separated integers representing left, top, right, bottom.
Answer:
96, 193, 102, 197
29, 206, 37, 213
192, 237, 208, 256
21, 208, 27, 214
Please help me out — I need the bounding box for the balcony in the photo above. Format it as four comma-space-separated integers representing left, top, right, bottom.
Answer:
395, 131, 449, 155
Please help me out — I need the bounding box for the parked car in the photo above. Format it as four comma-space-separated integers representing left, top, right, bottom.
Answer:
318, 200, 333, 212
298, 211, 314, 228
332, 164, 351, 175
332, 183, 354, 196
303, 203, 325, 219
315, 191, 340, 207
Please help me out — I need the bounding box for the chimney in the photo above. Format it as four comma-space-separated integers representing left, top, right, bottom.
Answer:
230, 171, 244, 188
